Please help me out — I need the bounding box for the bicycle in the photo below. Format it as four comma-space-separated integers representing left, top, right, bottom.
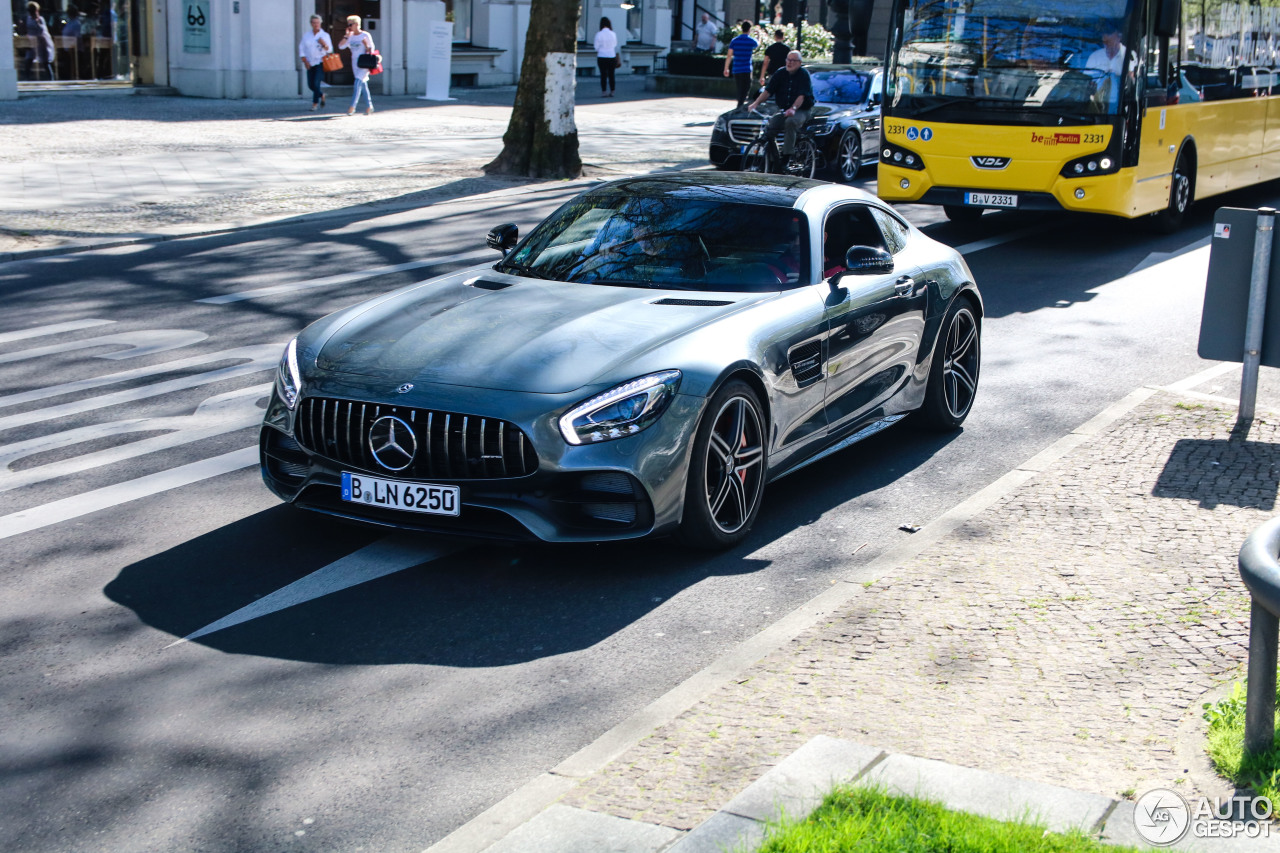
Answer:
741, 109, 818, 179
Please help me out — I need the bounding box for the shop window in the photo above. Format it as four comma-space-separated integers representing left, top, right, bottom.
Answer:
446, 0, 471, 43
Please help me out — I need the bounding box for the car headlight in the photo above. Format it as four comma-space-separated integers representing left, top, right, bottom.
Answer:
275, 338, 302, 410
714, 116, 727, 132
559, 370, 682, 445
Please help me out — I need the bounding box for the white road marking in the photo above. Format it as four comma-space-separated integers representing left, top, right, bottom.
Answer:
0, 329, 208, 364
167, 535, 461, 647
0, 384, 270, 492
954, 223, 1052, 256
0, 446, 258, 541
0, 319, 114, 344
196, 250, 493, 304
0, 345, 280, 429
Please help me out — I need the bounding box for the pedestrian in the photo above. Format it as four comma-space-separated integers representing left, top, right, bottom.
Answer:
23, 2, 56, 82
694, 12, 717, 53
594, 17, 618, 97
760, 28, 789, 87
299, 14, 332, 111
723, 20, 758, 108
339, 15, 376, 116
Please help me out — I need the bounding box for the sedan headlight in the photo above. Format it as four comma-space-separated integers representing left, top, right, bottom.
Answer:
714, 116, 727, 132
559, 370, 682, 445
275, 338, 302, 410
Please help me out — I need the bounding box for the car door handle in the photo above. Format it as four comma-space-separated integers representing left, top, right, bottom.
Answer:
894, 276, 916, 296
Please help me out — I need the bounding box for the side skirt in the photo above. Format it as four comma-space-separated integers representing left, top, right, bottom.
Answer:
768, 413, 907, 482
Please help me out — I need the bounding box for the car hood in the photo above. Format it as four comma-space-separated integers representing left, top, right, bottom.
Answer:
315, 271, 762, 394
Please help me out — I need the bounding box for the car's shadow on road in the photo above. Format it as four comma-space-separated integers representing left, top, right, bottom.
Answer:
105, 420, 955, 667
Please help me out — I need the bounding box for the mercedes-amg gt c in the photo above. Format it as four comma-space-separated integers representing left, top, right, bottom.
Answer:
260, 174, 981, 549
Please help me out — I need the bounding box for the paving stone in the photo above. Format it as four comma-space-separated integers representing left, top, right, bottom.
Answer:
484, 804, 681, 853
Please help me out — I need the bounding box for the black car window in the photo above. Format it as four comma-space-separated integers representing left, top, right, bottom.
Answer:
870, 208, 909, 254
811, 71, 871, 105
504, 194, 811, 292
822, 204, 889, 277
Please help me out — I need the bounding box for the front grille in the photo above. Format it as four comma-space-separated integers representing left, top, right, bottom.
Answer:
728, 118, 764, 145
295, 397, 538, 480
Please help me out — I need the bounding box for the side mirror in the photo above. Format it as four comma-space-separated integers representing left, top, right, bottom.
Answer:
844, 245, 894, 274
486, 223, 519, 253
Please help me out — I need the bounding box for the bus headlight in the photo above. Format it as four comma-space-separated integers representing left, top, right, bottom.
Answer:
881, 141, 926, 171
1062, 153, 1120, 178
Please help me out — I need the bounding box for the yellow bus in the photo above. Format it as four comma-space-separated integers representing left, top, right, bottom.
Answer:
877, 0, 1280, 229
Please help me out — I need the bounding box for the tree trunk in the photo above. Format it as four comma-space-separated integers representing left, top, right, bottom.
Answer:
484, 0, 583, 179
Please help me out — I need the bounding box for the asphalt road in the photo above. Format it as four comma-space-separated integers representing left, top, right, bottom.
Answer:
3, 174, 1280, 852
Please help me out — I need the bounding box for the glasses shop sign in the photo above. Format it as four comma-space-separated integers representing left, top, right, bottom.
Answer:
184, 1, 211, 54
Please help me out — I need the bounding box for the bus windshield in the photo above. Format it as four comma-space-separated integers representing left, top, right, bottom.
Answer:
888, 0, 1135, 122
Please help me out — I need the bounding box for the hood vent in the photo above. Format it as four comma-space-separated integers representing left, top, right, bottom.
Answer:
652, 298, 735, 307
467, 278, 514, 291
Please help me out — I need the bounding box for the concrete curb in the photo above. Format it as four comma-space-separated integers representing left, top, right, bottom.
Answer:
425, 384, 1176, 853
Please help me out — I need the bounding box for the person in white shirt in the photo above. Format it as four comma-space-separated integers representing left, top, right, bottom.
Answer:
1086, 25, 1126, 111
695, 13, 718, 53
594, 17, 619, 97
298, 14, 333, 111
339, 15, 377, 115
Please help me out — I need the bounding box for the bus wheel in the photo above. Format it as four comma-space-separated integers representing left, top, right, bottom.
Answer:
1153, 151, 1194, 233
944, 205, 983, 225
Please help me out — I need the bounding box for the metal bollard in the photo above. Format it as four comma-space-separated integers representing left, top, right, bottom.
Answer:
1238, 517, 1280, 755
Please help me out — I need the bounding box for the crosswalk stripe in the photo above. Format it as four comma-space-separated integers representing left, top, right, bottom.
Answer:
0, 319, 114, 344
0, 446, 258, 541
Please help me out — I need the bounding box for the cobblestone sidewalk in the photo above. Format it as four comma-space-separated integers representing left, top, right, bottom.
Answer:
563, 393, 1279, 830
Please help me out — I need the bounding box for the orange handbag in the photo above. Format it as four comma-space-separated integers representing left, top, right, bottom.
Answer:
321, 53, 342, 72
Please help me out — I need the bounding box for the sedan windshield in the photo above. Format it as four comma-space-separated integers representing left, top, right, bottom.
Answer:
502, 192, 810, 292
812, 70, 872, 105
889, 0, 1135, 120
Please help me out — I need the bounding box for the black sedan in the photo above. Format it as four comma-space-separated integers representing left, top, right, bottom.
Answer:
710, 65, 883, 182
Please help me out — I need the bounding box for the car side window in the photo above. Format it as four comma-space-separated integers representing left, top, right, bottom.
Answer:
870, 208, 909, 254
822, 204, 889, 278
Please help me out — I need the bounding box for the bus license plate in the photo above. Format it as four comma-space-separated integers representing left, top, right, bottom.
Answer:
965, 192, 1017, 208
341, 472, 460, 517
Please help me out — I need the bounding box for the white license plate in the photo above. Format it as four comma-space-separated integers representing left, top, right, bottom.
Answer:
341, 472, 460, 517
964, 192, 1018, 208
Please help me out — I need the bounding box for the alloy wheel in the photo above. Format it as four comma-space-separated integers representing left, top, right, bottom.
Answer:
1172, 169, 1191, 214
702, 395, 765, 534
838, 131, 861, 182
942, 307, 979, 420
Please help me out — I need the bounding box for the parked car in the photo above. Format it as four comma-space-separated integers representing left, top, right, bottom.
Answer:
260, 174, 982, 549
710, 65, 883, 182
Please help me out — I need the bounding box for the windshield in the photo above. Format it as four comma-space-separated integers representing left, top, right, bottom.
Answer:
888, 0, 1135, 121
502, 193, 810, 292
812, 70, 873, 104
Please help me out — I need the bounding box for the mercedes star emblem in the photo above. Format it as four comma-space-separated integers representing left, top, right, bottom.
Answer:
368, 415, 417, 471
396, 383, 414, 394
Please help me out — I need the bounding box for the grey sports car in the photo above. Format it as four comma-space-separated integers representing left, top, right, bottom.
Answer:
259, 173, 982, 549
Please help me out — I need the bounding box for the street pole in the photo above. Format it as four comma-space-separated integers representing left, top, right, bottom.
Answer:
1240, 206, 1274, 424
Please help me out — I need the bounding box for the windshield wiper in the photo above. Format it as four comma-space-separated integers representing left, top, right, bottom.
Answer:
496, 259, 553, 280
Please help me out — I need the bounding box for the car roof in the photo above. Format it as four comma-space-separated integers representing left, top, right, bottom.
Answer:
588, 173, 826, 208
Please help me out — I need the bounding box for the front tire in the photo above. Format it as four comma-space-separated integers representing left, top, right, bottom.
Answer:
1152, 149, 1194, 233
917, 297, 981, 430
836, 129, 863, 182
676, 381, 767, 550
743, 140, 771, 174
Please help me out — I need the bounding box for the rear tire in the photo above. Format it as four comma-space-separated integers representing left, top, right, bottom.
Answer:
786, 138, 818, 179
943, 204, 983, 225
676, 381, 767, 550
916, 297, 981, 430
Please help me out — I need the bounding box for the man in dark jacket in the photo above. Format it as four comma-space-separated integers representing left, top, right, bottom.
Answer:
747, 50, 813, 161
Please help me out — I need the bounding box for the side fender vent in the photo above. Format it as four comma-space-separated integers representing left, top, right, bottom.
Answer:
788, 340, 824, 388
651, 298, 735, 307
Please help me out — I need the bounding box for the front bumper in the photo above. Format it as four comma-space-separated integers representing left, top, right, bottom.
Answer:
259, 381, 703, 543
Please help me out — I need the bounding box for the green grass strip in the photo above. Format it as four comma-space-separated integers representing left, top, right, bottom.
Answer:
751, 786, 1144, 853
1204, 678, 1280, 801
